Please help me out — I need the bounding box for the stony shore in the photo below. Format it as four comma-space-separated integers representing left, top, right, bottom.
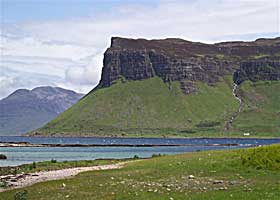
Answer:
0, 161, 129, 192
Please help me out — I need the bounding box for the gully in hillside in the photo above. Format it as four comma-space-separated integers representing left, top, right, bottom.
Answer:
224, 83, 243, 131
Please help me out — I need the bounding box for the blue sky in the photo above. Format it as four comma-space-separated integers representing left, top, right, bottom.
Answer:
0, 0, 279, 98
2, 0, 160, 22
2, 0, 97, 22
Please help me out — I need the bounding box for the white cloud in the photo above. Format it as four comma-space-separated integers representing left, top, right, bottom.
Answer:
0, 75, 17, 98
1, 34, 96, 60
1, 55, 70, 77
18, 0, 279, 43
65, 54, 103, 85
0, 0, 279, 99
0, 66, 62, 98
0, 54, 101, 98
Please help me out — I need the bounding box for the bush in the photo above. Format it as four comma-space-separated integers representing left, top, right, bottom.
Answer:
0, 154, 7, 159
14, 190, 28, 200
152, 153, 163, 158
29, 162, 36, 170
180, 129, 196, 134
133, 155, 139, 159
51, 159, 57, 163
0, 181, 8, 188
12, 168, 18, 175
196, 121, 221, 128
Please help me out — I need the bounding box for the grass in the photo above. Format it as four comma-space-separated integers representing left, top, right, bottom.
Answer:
230, 81, 280, 136
0, 159, 125, 176
34, 77, 239, 137
1, 144, 280, 199
215, 54, 225, 59
32, 77, 280, 138
251, 54, 270, 59
240, 144, 280, 170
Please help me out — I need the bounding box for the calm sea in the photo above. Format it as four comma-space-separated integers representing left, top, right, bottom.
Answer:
0, 136, 279, 167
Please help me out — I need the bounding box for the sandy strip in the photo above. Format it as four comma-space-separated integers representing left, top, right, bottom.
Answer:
0, 162, 128, 192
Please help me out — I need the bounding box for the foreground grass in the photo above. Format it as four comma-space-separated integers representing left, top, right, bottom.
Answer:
1, 144, 280, 199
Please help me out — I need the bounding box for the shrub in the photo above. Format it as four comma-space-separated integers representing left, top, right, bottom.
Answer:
133, 155, 139, 159
152, 153, 163, 158
0, 181, 8, 188
14, 190, 28, 200
29, 162, 36, 170
196, 121, 221, 128
12, 168, 18, 175
51, 159, 57, 163
180, 129, 196, 134
0, 154, 7, 159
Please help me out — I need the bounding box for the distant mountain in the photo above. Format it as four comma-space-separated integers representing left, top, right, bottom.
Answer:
33, 37, 280, 138
0, 87, 84, 135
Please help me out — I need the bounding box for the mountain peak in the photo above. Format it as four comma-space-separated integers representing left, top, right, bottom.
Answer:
0, 86, 84, 136
9, 88, 30, 96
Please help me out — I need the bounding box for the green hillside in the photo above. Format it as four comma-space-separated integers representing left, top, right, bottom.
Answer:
231, 81, 280, 136
33, 77, 280, 137
33, 77, 239, 137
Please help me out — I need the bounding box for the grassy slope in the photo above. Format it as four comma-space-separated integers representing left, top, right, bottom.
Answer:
1, 144, 280, 199
230, 81, 280, 136
35, 77, 280, 137
35, 77, 239, 137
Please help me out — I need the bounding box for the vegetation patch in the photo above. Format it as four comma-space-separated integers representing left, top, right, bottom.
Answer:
240, 144, 280, 170
0, 154, 7, 159
196, 120, 221, 128
14, 190, 28, 200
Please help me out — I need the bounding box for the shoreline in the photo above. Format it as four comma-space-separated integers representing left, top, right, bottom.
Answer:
1, 135, 280, 140
0, 141, 258, 148
0, 161, 130, 192
23, 134, 280, 139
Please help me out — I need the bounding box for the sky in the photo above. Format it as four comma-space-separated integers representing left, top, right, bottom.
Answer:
0, 0, 279, 99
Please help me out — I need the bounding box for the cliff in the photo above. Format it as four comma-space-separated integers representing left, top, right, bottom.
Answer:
98, 37, 280, 93
33, 37, 280, 137
234, 60, 280, 84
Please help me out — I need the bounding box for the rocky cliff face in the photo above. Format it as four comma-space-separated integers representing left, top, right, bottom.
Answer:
98, 37, 280, 93
233, 60, 280, 85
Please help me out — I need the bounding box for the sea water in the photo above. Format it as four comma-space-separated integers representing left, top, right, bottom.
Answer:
1, 136, 279, 167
